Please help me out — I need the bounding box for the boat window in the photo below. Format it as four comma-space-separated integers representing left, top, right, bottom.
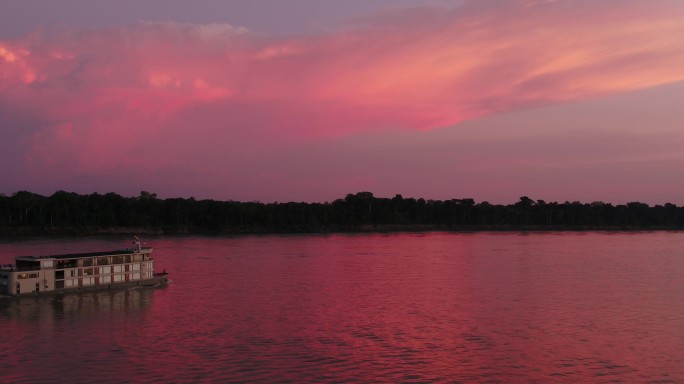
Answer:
57, 259, 77, 268
16, 260, 40, 270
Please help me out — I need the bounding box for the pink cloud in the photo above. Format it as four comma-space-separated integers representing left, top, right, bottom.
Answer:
1, 0, 684, 200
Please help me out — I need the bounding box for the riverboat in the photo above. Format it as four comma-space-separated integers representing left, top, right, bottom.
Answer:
0, 238, 168, 297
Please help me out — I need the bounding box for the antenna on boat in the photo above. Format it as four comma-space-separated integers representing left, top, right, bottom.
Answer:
133, 236, 142, 251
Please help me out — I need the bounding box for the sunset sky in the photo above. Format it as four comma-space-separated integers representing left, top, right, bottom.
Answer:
1, 0, 684, 204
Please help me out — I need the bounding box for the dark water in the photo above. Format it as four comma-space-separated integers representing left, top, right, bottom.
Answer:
1, 232, 684, 383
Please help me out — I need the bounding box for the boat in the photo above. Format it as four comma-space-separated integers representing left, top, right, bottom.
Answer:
0, 237, 169, 297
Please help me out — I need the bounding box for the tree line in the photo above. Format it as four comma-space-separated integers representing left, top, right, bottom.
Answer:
1, 190, 683, 236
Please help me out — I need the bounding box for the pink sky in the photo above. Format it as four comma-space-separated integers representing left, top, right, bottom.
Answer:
1, 0, 684, 204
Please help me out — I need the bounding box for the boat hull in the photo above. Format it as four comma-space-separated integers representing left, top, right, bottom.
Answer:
1, 273, 169, 298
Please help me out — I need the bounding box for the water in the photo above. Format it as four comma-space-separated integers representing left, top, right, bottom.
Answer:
1, 232, 684, 383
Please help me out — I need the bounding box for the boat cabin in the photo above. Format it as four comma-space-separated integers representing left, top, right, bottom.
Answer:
0, 245, 159, 296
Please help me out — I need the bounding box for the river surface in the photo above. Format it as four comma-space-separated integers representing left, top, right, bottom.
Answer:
1, 232, 684, 383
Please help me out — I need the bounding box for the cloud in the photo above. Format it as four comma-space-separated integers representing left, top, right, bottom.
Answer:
1, 0, 684, 198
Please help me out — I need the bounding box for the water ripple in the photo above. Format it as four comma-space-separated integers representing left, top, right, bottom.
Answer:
2, 233, 684, 382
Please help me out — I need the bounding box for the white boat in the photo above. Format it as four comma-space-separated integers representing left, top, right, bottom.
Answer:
0, 237, 169, 296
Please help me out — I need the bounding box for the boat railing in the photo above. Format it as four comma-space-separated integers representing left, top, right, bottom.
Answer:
1, 265, 41, 272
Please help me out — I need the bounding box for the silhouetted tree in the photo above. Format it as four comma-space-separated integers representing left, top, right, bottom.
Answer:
1, 190, 683, 236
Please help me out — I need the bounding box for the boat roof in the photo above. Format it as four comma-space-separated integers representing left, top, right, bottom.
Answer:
15, 247, 152, 261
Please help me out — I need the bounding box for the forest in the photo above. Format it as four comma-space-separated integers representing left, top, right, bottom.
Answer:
1, 190, 683, 236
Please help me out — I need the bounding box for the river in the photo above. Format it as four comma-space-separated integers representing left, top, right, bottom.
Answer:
1, 232, 683, 383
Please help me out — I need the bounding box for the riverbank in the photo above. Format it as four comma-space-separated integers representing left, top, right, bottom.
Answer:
2, 223, 683, 238
3, 191, 683, 237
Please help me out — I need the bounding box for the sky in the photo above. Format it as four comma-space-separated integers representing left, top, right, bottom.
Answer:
1, 0, 684, 205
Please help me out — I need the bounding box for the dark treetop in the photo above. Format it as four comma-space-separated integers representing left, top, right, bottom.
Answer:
1, 191, 683, 236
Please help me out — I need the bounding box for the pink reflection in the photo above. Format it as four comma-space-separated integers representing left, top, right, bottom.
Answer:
2, 233, 684, 381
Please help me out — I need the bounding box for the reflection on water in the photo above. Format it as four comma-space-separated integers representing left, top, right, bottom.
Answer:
1, 233, 684, 383
0, 288, 156, 323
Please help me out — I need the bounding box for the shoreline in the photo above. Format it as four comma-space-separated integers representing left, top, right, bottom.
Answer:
2, 224, 684, 238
